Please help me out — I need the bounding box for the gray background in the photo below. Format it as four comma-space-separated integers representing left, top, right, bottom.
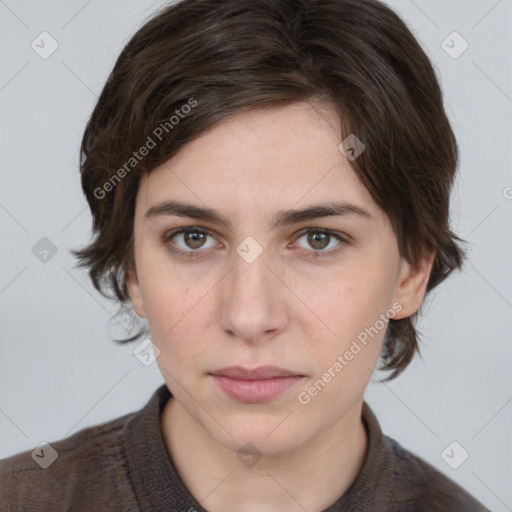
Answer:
0, 1, 511, 510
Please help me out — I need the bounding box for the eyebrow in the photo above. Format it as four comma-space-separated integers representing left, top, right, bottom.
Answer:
144, 199, 372, 229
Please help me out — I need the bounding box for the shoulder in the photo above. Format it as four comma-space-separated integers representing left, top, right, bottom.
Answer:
384, 435, 490, 512
0, 411, 138, 511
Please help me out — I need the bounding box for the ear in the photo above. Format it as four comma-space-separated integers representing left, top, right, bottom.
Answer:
392, 252, 435, 320
126, 267, 147, 318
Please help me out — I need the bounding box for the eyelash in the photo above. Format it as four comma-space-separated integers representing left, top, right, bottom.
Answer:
162, 226, 348, 260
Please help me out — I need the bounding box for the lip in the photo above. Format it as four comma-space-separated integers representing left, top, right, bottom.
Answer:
210, 366, 304, 403
210, 365, 301, 380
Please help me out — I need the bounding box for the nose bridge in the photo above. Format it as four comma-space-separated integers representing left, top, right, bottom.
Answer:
232, 247, 270, 298
220, 243, 286, 341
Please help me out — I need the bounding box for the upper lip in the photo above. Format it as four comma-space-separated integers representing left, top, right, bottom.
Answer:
210, 366, 301, 380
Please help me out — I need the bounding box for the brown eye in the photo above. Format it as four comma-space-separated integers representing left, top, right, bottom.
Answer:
294, 229, 347, 256
307, 232, 330, 250
164, 227, 217, 254
184, 231, 207, 249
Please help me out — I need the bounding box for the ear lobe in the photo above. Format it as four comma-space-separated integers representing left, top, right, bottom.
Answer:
126, 268, 147, 318
392, 253, 434, 320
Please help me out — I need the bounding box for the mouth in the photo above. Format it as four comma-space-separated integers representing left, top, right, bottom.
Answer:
209, 366, 305, 403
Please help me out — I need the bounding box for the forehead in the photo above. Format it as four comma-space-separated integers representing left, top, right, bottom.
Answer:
137, 101, 378, 219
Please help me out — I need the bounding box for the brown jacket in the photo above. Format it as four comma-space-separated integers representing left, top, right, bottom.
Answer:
0, 385, 490, 511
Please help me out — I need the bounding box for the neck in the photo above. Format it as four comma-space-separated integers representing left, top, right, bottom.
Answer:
161, 397, 368, 512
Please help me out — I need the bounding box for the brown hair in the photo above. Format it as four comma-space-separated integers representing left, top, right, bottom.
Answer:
74, 0, 465, 380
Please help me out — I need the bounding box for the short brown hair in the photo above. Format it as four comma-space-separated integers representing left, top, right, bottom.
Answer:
74, 0, 465, 380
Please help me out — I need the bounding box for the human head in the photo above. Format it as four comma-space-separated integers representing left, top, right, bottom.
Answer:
75, 0, 465, 380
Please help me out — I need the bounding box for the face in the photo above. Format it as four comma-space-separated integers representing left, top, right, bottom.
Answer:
127, 101, 431, 456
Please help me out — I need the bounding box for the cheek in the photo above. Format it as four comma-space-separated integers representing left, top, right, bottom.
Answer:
295, 281, 387, 411
139, 269, 214, 367
292, 263, 396, 386
300, 267, 395, 340
137, 266, 187, 337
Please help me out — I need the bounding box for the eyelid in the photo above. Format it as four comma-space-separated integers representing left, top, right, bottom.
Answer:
290, 227, 348, 256
161, 226, 219, 260
162, 226, 218, 247
293, 227, 349, 242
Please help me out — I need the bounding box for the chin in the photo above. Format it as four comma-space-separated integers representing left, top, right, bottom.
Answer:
209, 413, 308, 458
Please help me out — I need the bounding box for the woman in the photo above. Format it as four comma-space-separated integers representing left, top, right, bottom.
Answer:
0, 0, 489, 510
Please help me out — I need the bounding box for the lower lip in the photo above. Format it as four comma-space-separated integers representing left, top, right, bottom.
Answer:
211, 375, 303, 403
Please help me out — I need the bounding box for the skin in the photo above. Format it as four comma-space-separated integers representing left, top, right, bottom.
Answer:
127, 101, 433, 512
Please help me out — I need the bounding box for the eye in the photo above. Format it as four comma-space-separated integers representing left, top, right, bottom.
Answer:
163, 227, 218, 254
293, 228, 346, 255
162, 226, 347, 260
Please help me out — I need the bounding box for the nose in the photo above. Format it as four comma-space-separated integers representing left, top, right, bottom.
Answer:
219, 246, 288, 343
